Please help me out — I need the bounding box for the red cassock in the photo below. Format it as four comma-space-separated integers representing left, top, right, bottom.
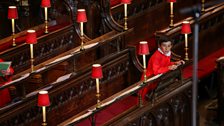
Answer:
0, 59, 14, 107
140, 50, 174, 101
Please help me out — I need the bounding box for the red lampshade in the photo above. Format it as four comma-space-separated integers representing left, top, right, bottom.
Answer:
8, 6, 18, 19
26, 30, 37, 44
121, 0, 131, 4
91, 64, 103, 79
76, 9, 87, 23
167, 0, 176, 2
138, 41, 149, 55
38, 91, 50, 107
41, 0, 51, 8
181, 21, 191, 34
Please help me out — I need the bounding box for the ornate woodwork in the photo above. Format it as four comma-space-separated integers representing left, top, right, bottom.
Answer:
156, 3, 224, 60
0, 46, 141, 126
0, 25, 77, 74
105, 80, 192, 126
0, 0, 75, 40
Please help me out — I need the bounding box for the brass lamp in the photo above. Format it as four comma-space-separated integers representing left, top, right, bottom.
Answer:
91, 64, 103, 109
76, 9, 87, 51
41, 0, 51, 34
38, 91, 50, 126
26, 30, 37, 72
167, 0, 176, 27
138, 41, 150, 107
181, 21, 192, 61
8, 6, 18, 46
121, 0, 131, 30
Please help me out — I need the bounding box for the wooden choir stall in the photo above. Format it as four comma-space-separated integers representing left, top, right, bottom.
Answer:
0, 0, 224, 125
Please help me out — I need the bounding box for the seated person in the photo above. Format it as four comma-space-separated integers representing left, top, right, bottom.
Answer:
0, 59, 14, 107
140, 36, 185, 101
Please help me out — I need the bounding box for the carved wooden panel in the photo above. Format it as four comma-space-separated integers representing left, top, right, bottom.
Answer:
0, 26, 76, 74
118, 86, 192, 126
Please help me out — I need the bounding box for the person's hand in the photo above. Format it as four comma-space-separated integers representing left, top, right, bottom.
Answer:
168, 65, 177, 70
175, 60, 185, 66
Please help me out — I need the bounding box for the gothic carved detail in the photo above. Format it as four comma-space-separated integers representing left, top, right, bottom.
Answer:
126, 88, 191, 126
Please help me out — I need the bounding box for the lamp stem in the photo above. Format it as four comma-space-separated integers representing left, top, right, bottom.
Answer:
143, 55, 147, 82
96, 78, 99, 93
170, 2, 174, 27
80, 22, 85, 51
124, 4, 128, 30
44, 7, 48, 34
201, 0, 205, 12
96, 78, 101, 108
11, 19, 15, 33
44, 8, 48, 20
80, 22, 84, 36
42, 106, 47, 126
11, 19, 16, 46
30, 44, 34, 72
184, 34, 189, 61
30, 44, 34, 59
185, 34, 188, 48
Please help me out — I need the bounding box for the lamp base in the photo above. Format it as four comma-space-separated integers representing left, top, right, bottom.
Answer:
138, 93, 143, 107
80, 47, 85, 51
42, 122, 47, 126
44, 30, 49, 34
169, 24, 174, 28
96, 93, 101, 109
169, 14, 174, 28
12, 33, 16, 47
124, 17, 128, 31
45, 20, 48, 34
184, 57, 189, 61
184, 47, 189, 61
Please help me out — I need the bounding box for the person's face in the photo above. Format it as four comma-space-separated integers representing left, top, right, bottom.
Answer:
159, 41, 172, 54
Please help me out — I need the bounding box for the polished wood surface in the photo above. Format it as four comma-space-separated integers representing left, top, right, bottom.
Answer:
0, 0, 223, 125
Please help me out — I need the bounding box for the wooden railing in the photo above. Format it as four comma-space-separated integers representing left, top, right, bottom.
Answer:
59, 65, 189, 126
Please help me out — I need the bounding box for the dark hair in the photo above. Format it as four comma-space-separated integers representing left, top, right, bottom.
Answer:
156, 36, 173, 45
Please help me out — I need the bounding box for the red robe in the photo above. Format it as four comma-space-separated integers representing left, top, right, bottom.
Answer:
140, 50, 174, 101
0, 59, 14, 107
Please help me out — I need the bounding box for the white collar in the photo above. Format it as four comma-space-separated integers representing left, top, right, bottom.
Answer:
158, 48, 171, 56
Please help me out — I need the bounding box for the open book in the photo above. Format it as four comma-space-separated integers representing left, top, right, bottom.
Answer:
0, 62, 12, 76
